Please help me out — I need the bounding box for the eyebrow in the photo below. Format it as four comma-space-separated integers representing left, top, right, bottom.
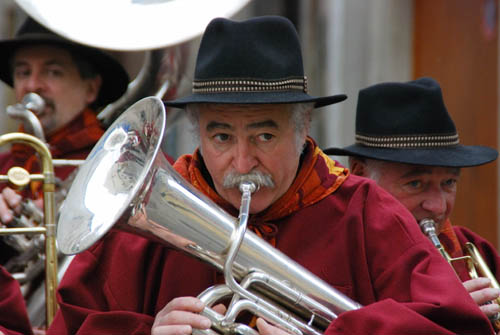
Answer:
14, 59, 66, 68
206, 121, 232, 132
247, 120, 279, 130
400, 167, 461, 179
205, 119, 279, 132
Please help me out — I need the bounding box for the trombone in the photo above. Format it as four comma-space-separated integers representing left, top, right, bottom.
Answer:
0, 133, 58, 326
420, 218, 500, 331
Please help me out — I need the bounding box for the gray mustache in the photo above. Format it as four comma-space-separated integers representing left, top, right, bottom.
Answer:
223, 170, 275, 190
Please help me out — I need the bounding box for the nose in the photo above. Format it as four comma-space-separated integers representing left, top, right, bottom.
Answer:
232, 140, 258, 174
421, 188, 447, 219
18, 72, 45, 96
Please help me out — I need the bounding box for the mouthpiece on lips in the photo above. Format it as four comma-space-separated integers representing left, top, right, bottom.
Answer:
22, 93, 45, 113
239, 181, 257, 194
419, 218, 437, 235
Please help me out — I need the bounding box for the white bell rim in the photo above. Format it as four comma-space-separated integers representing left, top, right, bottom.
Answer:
15, 0, 252, 51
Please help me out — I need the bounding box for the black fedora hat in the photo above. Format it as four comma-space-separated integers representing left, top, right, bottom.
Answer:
324, 77, 498, 167
0, 17, 129, 108
163, 16, 346, 108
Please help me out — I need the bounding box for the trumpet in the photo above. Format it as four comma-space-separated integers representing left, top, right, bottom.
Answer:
57, 96, 362, 335
419, 219, 500, 330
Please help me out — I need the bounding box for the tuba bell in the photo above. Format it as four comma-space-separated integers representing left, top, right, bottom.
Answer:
57, 97, 362, 335
14, 0, 253, 126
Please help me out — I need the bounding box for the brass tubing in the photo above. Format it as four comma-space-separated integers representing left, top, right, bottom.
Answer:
0, 132, 58, 326
0, 174, 44, 182
464, 242, 500, 331
0, 227, 46, 235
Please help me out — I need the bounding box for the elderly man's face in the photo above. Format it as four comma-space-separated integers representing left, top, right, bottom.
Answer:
363, 162, 460, 227
12, 45, 101, 136
198, 104, 305, 213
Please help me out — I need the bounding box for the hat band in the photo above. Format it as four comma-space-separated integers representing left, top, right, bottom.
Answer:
192, 76, 308, 94
356, 133, 460, 148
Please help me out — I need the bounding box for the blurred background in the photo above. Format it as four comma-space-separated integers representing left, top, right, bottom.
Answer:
0, 0, 498, 248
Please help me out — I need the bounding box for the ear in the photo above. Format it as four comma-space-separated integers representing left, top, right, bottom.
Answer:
85, 74, 103, 105
349, 157, 368, 177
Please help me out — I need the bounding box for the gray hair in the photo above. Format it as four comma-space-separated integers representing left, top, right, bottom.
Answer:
185, 103, 313, 154
348, 156, 385, 182
185, 104, 201, 144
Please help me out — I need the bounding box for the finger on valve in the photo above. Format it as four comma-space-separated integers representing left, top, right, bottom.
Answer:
152, 297, 212, 334
256, 318, 291, 335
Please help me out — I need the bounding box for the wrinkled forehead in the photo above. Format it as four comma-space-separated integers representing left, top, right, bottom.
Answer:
197, 103, 292, 113
197, 103, 293, 126
383, 161, 461, 178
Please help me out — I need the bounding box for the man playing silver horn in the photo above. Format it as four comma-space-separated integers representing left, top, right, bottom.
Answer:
323, 77, 500, 332
49, 16, 495, 334
0, 16, 128, 334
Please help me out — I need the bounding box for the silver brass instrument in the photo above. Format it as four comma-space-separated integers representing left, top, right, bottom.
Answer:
6, 92, 46, 142
57, 97, 362, 335
419, 218, 500, 331
0, 133, 58, 326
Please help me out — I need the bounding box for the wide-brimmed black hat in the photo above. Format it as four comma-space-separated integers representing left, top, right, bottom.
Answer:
324, 77, 498, 167
163, 16, 346, 108
0, 17, 129, 108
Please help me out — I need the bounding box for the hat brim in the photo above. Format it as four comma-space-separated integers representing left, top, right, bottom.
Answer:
323, 144, 498, 168
0, 34, 129, 108
163, 92, 347, 108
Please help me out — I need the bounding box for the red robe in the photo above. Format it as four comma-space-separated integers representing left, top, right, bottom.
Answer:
48, 138, 493, 334
0, 266, 33, 335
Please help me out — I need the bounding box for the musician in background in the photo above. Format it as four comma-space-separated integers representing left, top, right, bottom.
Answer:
0, 17, 128, 246
49, 16, 495, 334
323, 77, 500, 328
0, 16, 128, 333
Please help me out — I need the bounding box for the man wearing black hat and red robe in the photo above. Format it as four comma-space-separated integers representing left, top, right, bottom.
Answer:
324, 77, 500, 332
0, 16, 129, 334
0, 17, 129, 225
49, 17, 495, 335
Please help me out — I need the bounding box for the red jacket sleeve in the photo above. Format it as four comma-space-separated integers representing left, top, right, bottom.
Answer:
48, 232, 156, 335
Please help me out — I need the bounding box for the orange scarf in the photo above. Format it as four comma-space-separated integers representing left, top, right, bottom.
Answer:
173, 137, 348, 245
10, 108, 104, 197
438, 219, 462, 257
